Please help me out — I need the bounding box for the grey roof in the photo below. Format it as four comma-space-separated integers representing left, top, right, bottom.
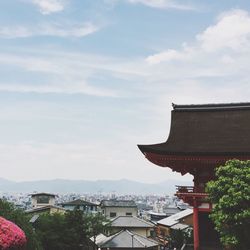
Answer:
99, 230, 158, 248
30, 192, 56, 197
91, 234, 111, 246
177, 203, 191, 210
157, 209, 193, 227
61, 199, 97, 206
111, 216, 154, 228
148, 211, 166, 216
163, 207, 181, 216
170, 223, 190, 230
29, 214, 39, 223
25, 205, 66, 214
101, 200, 137, 207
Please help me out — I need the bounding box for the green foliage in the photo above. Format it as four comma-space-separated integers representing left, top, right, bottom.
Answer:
0, 199, 110, 250
206, 160, 250, 250
84, 213, 110, 250
168, 228, 193, 249
0, 199, 42, 250
34, 210, 110, 250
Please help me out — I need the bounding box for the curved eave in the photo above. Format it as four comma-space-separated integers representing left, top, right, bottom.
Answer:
138, 144, 250, 156
138, 145, 250, 175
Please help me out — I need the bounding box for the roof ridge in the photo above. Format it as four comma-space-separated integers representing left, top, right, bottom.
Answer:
101, 230, 122, 245
125, 230, 146, 247
131, 216, 154, 226
111, 215, 154, 227
126, 230, 158, 245
172, 102, 250, 111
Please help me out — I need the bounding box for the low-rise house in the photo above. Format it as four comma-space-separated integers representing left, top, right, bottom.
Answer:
30, 193, 56, 209
60, 199, 98, 213
92, 230, 159, 250
156, 208, 193, 238
26, 205, 66, 215
100, 200, 138, 219
163, 207, 182, 217
109, 216, 155, 237
147, 211, 167, 222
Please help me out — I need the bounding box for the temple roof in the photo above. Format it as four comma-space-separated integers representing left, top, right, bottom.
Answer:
138, 102, 250, 156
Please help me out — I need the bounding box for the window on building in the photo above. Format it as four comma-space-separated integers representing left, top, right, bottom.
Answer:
110, 212, 116, 218
37, 195, 49, 204
126, 212, 132, 216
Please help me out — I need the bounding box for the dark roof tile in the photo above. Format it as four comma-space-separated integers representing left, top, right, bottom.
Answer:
138, 102, 250, 155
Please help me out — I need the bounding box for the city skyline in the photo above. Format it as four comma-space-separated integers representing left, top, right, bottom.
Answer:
1, 0, 250, 182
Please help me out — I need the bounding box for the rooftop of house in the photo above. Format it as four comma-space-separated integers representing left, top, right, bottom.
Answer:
30, 192, 56, 197
157, 208, 193, 227
110, 216, 154, 228
170, 223, 190, 231
93, 230, 158, 248
163, 207, 181, 216
25, 205, 66, 214
177, 203, 191, 210
100, 200, 137, 208
60, 199, 97, 206
138, 102, 250, 156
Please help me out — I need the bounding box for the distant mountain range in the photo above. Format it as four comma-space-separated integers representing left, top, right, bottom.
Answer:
0, 178, 192, 195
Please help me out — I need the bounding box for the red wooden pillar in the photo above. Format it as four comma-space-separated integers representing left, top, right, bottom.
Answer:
193, 205, 199, 250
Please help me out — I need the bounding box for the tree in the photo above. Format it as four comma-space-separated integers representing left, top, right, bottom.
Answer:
84, 213, 110, 249
0, 199, 42, 250
34, 213, 70, 250
34, 210, 110, 250
206, 160, 250, 250
168, 228, 193, 249
64, 209, 91, 249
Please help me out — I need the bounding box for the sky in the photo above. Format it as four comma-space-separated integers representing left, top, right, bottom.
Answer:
1, 0, 250, 183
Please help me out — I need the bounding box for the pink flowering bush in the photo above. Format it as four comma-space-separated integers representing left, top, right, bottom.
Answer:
0, 216, 26, 249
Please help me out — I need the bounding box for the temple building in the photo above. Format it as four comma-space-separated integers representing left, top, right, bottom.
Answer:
138, 102, 250, 250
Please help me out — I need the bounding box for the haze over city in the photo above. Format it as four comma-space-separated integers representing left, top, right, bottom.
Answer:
1, 0, 250, 182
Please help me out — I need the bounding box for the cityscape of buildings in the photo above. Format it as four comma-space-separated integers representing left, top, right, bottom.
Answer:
0, 191, 187, 214
0, 190, 192, 249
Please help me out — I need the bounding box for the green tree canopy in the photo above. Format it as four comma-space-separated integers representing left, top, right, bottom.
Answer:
34, 210, 110, 250
206, 160, 250, 250
0, 199, 110, 250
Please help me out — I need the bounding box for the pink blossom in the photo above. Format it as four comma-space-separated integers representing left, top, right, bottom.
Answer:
0, 217, 26, 249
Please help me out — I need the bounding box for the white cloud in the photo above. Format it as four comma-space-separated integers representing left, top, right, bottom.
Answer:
146, 9, 250, 64
197, 9, 250, 52
2, 10, 250, 101
0, 26, 32, 39
29, 0, 66, 14
146, 49, 190, 64
0, 51, 119, 97
0, 83, 117, 97
127, 0, 195, 10
0, 22, 99, 39
0, 57, 117, 97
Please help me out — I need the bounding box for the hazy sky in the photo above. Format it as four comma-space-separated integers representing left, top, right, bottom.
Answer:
1, 0, 250, 183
